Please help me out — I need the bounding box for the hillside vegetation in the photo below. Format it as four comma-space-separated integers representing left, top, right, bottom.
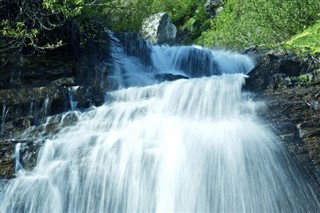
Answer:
283, 21, 320, 54
196, 0, 320, 49
0, 0, 319, 54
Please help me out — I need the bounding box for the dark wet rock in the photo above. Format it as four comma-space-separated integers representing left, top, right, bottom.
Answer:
19, 140, 42, 171
0, 110, 81, 178
176, 29, 192, 45
0, 140, 15, 179
75, 31, 111, 89
0, 28, 109, 138
50, 77, 76, 87
205, 0, 224, 17
24, 111, 80, 140
0, 27, 110, 180
259, 85, 320, 183
0, 50, 76, 138
116, 33, 152, 66
155, 73, 189, 81
279, 58, 303, 77
245, 52, 320, 186
60, 112, 80, 127
0, 139, 39, 179
0, 52, 74, 90
174, 47, 220, 77
73, 86, 105, 109
245, 52, 311, 91
0, 85, 69, 138
241, 46, 265, 64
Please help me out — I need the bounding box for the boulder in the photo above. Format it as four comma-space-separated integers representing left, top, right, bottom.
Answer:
205, 0, 224, 17
141, 12, 177, 45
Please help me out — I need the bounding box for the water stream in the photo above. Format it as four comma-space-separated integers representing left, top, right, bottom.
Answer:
14, 143, 23, 172
0, 36, 319, 212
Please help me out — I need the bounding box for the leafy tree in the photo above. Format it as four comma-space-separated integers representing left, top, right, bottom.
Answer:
0, 0, 64, 53
0, 0, 110, 56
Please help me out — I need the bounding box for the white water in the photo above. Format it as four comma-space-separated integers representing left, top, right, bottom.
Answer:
1, 38, 319, 212
14, 143, 23, 172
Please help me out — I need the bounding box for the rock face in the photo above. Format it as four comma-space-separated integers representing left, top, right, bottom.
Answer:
155, 73, 189, 82
116, 32, 152, 65
245, 51, 320, 187
205, 0, 224, 17
0, 30, 110, 179
0, 110, 80, 179
141, 12, 177, 45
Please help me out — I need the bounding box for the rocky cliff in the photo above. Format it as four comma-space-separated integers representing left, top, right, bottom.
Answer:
245, 51, 320, 191
0, 28, 109, 179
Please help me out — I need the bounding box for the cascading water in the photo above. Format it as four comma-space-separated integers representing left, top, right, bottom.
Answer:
14, 143, 23, 172
1, 35, 319, 212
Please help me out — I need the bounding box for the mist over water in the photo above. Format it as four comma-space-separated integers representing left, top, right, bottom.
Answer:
1, 35, 319, 212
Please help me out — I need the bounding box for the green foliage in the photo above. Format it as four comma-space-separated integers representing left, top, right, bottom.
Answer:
104, 0, 206, 32
195, 25, 215, 46
179, 1, 211, 42
284, 21, 320, 54
0, 0, 68, 53
1, 0, 320, 56
103, 0, 153, 32
150, 0, 196, 23
0, 20, 37, 39
200, 0, 320, 49
42, 0, 85, 18
0, 0, 107, 54
292, 74, 312, 86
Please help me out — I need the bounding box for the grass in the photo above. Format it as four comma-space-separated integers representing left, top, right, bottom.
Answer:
284, 21, 320, 54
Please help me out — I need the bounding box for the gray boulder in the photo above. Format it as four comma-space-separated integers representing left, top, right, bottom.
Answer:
141, 12, 177, 45
205, 0, 224, 17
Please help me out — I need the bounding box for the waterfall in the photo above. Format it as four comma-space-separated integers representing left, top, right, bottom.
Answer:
68, 87, 79, 111
1, 35, 319, 212
14, 143, 23, 172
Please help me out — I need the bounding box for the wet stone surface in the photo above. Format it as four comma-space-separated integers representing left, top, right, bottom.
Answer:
246, 52, 320, 187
